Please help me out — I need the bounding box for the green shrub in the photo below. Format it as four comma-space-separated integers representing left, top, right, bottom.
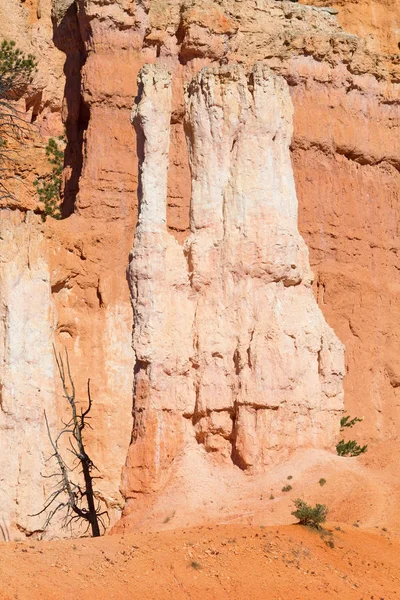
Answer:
319, 478, 327, 486
337, 414, 367, 457
340, 415, 363, 431
336, 439, 368, 457
282, 484, 292, 492
291, 499, 328, 529
0, 40, 37, 200
0, 40, 36, 97
34, 136, 65, 220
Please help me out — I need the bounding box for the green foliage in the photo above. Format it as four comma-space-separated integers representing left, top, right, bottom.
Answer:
340, 415, 363, 431
337, 414, 367, 457
0, 40, 37, 98
282, 485, 292, 493
319, 478, 327, 486
291, 499, 328, 529
34, 136, 65, 220
336, 439, 368, 457
0, 40, 37, 200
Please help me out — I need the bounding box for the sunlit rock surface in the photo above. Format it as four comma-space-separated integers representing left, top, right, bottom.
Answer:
122, 64, 344, 511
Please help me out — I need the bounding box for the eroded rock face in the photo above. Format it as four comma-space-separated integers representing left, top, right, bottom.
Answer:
0, 211, 56, 540
123, 63, 344, 500
300, 0, 400, 54
1, 0, 400, 539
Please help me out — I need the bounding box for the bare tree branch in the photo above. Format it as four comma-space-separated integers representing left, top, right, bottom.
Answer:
30, 348, 107, 537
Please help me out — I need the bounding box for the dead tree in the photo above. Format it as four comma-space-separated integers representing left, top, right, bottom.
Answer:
32, 347, 108, 537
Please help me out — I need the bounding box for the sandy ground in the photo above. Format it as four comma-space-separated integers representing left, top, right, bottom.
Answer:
0, 523, 399, 599
118, 441, 400, 535
1, 441, 400, 599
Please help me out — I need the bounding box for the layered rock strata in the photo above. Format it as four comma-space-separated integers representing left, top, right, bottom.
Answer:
123, 63, 345, 501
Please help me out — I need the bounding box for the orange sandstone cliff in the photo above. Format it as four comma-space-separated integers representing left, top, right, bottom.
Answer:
0, 0, 399, 539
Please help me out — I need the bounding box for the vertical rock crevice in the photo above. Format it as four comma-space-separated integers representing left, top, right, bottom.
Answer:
52, 0, 90, 217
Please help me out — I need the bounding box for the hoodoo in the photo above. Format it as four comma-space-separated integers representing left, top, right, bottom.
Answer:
0, 0, 399, 546
121, 62, 344, 527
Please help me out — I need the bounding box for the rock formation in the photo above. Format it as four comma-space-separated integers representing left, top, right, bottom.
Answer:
0, 211, 56, 540
122, 63, 344, 506
0, 0, 399, 538
300, 0, 400, 54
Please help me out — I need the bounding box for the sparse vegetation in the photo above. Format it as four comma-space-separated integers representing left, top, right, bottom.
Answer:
269, 493, 275, 500
162, 511, 175, 524
282, 485, 292, 493
336, 439, 368, 457
291, 499, 328, 529
319, 478, 327, 486
337, 414, 367, 457
0, 40, 36, 96
287, 475, 293, 480
0, 40, 37, 200
34, 136, 65, 220
340, 415, 363, 430
190, 561, 201, 570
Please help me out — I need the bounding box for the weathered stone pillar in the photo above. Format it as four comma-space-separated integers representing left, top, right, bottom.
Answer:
123, 62, 344, 510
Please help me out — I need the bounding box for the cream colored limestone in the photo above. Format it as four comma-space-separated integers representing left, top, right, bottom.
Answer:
123, 63, 345, 496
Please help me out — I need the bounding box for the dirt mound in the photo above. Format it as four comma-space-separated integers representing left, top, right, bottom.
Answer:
118, 441, 400, 534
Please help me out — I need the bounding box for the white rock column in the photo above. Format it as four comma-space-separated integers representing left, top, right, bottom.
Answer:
124, 65, 195, 498
124, 63, 345, 501
184, 64, 344, 468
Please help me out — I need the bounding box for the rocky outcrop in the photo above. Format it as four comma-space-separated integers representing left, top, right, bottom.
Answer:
301, 0, 400, 54
1, 0, 400, 538
122, 63, 344, 505
0, 211, 56, 540
0, 210, 135, 539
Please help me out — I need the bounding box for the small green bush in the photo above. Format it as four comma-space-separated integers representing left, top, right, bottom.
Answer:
319, 478, 327, 486
340, 415, 363, 431
0, 40, 37, 97
291, 499, 328, 529
282, 485, 292, 492
336, 414, 367, 457
0, 40, 37, 200
336, 439, 368, 457
34, 136, 65, 220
